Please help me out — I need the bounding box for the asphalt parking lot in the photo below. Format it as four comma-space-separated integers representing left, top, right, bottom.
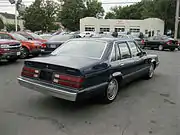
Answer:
0, 50, 179, 135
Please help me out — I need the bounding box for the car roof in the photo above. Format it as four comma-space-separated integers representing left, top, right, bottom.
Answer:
70, 37, 134, 43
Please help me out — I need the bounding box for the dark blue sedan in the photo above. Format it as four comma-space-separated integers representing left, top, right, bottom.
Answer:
18, 38, 159, 103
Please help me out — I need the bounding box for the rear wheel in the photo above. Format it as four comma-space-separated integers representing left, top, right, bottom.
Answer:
158, 45, 164, 51
170, 48, 175, 51
102, 78, 119, 104
20, 47, 29, 59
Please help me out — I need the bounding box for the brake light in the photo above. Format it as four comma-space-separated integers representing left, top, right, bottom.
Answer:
166, 40, 172, 45
54, 74, 84, 88
141, 39, 145, 45
21, 66, 39, 78
41, 43, 46, 48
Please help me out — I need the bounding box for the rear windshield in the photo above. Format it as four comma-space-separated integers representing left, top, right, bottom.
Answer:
11, 33, 28, 41
52, 40, 107, 59
49, 35, 73, 41
27, 32, 43, 39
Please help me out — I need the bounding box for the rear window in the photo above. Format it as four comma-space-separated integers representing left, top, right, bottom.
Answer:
27, 32, 43, 39
52, 40, 107, 59
49, 35, 73, 41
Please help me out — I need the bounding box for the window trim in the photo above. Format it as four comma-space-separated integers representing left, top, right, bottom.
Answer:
109, 41, 132, 62
127, 41, 142, 57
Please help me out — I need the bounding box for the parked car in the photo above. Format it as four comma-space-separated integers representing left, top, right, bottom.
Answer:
17, 31, 47, 43
0, 32, 42, 58
118, 34, 145, 48
18, 38, 159, 103
0, 39, 21, 62
41, 34, 81, 54
40, 34, 52, 40
144, 35, 178, 51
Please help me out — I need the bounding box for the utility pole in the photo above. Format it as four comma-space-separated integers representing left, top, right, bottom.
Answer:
175, 0, 180, 39
15, 0, 18, 32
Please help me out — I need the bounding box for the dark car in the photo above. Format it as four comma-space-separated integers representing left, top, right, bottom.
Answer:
0, 39, 21, 62
17, 38, 159, 103
41, 34, 81, 54
118, 34, 145, 48
144, 35, 178, 51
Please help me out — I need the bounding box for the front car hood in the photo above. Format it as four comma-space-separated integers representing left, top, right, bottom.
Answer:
0, 39, 20, 44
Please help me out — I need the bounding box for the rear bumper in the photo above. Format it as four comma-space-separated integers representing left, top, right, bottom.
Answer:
164, 45, 178, 49
17, 77, 108, 101
40, 48, 54, 54
30, 48, 41, 54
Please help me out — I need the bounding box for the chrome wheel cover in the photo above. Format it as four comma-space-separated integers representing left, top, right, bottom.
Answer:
107, 79, 118, 101
149, 64, 154, 78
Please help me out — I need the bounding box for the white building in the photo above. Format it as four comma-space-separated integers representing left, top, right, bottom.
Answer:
80, 17, 164, 36
0, 12, 24, 31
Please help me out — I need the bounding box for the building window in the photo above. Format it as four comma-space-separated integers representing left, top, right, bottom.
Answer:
145, 30, 148, 34
100, 28, 110, 32
85, 27, 95, 31
130, 28, 140, 33
115, 28, 125, 32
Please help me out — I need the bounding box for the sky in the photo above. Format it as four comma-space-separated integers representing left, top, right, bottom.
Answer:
0, 0, 140, 14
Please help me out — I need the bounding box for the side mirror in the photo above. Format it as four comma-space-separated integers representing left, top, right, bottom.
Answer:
28, 37, 33, 40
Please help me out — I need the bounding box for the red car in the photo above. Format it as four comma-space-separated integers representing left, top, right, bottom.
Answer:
0, 32, 42, 58
0, 39, 21, 62
17, 31, 47, 43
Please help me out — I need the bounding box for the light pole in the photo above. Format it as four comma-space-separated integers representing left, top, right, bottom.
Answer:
175, 0, 180, 39
15, 0, 18, 31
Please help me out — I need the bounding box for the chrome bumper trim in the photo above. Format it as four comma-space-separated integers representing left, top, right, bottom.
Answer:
17, 77, 77, 101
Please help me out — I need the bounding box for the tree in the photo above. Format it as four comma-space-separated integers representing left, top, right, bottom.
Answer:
105, 0, 176, 33
0, 18, 4, 30
23, 0, 60, 32
5, 24, 20, 32
84, 0, 104, 17
58, 0, 104, 31
58, 0, 85, 31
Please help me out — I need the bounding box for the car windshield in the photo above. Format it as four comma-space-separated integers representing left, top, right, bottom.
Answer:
11, 33, 28, 41
48, 35, 73, 41
52, 40, 107, 59
27, 32, 43, 39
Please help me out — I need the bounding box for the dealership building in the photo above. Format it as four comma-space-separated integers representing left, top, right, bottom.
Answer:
80, 17, 164, 36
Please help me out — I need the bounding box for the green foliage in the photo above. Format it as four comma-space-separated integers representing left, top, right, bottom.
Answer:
0, 18, 4, 30
5, 24, 20, 32
58, 0, 104, 31
23, 0, 60, 32
105, 0, 176, 32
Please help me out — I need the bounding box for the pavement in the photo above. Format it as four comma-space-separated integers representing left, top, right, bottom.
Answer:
0, 50, 179, 135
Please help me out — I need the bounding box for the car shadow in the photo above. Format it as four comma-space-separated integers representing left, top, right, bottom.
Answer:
0, 60, 22, 66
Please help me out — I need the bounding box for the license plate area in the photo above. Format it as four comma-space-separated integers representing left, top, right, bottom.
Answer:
39, 70, 53, 81
50, 45, 56, 48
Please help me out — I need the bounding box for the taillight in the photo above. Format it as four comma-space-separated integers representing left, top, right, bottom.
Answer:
41, 43, 46, 48
53, 74, 84, 89
141, 39, 145, 45
166, 40, 172, 45
21, 66, 39, 78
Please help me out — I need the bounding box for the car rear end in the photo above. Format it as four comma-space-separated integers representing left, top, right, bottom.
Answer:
41, 42, 64, 54
17, 61, 86, 101
0, 40, 21, 60
163, 38, 178, 50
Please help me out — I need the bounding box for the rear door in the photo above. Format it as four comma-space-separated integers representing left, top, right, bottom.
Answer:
110, 42, 134, 79
127, 41, 148, 76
